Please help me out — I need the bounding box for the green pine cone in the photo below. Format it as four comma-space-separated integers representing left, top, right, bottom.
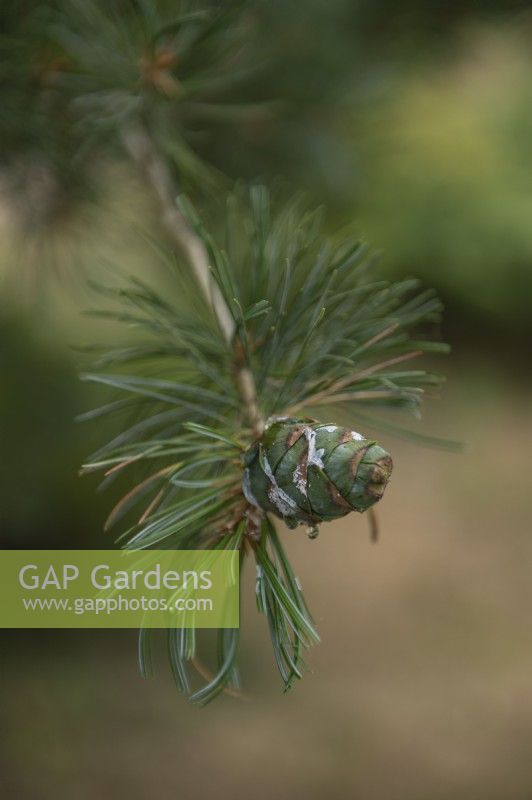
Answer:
242, 418, 393, 529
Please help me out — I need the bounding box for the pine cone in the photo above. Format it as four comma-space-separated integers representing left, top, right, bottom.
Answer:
243, 418, 393, 529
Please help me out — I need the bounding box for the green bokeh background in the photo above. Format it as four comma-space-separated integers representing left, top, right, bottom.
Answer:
1, 2, 532, 797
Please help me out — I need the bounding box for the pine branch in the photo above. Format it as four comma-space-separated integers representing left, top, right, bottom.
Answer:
121, 125, 234, 342
82, 186, 452, 702
0, 0, 456, 704
121, 123, 263, 437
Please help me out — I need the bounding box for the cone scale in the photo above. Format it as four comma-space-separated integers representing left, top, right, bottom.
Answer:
243, 418, 393, 530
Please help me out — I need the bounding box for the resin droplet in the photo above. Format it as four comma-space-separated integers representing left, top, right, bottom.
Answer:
307, 525, 319, 540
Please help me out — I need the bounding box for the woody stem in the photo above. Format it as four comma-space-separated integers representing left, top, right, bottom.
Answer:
122, 124, 264, 437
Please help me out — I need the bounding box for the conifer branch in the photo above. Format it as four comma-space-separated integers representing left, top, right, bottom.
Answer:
121, 124, 264, 437
82, 185, 452, 703
121, 125, 234, 341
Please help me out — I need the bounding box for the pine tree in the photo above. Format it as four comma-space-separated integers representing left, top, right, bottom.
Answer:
1, 1, 456, 703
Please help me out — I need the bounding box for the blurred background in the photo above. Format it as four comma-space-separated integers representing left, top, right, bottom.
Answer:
1, 1, 532, 797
